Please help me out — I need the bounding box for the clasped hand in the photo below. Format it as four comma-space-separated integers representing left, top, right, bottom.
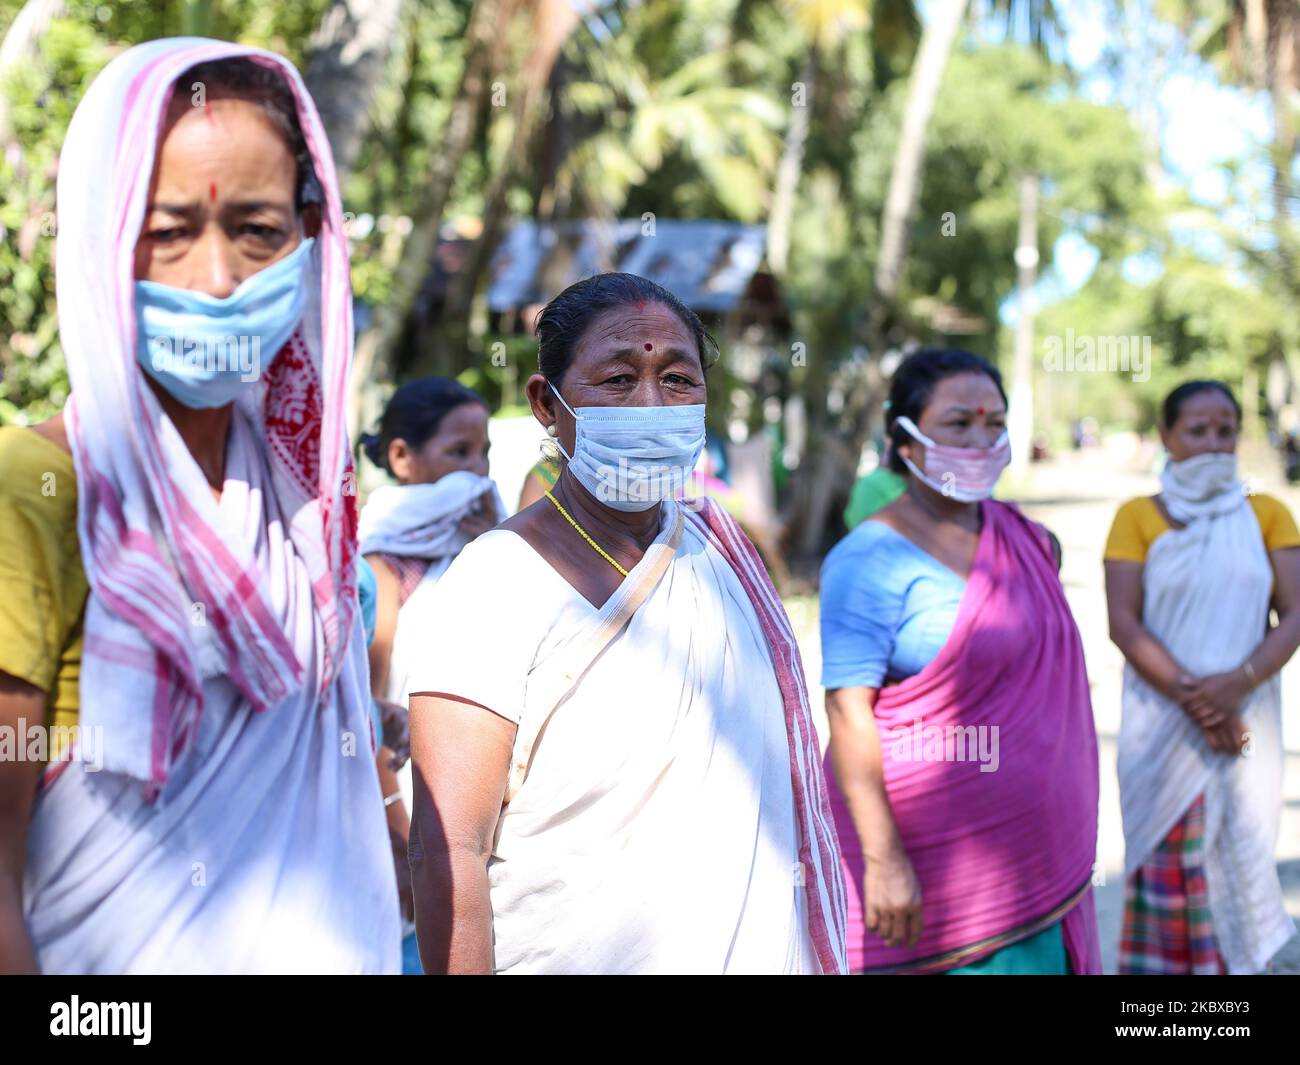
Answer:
1174, 670, 1251, 755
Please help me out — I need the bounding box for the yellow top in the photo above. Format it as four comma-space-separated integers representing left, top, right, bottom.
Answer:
1104, 492, 1300, 563
0, 427, 86, 746
530, 456, 561, 490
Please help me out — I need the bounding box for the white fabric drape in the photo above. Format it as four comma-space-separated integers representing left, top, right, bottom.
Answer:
411, 500, 819, 974
358, 470, 505, 560
25, 412, 400, 973
1118, 484, 1294, 973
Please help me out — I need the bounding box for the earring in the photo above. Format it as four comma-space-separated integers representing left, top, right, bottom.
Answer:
546, 424, 557, 437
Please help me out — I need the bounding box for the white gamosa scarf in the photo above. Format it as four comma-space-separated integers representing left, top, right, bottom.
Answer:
1118, 453, 1294, 973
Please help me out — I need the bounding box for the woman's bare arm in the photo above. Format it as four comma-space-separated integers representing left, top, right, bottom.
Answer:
827, 686, 898, 859
1245, 546, 1300, 681
1181, 546, 1300, 738
826, 685, 922, 949
408, 692, 515, 974
1106, 559, 1241, 751
0, 673, 45, 973
363, 554, 400, 699
1104, 559, 1191, 702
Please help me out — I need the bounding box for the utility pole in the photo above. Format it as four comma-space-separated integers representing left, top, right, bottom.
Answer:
1010, 173, 1039, 477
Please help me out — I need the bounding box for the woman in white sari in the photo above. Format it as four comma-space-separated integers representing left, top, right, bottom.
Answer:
358, 376, 506, 971
407, 273, 847, 974
0, 40, 397, 973
1105, 380, 1300, 974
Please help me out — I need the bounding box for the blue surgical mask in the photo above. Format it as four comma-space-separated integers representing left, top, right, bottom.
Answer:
548, 381, 706, 511
135, 236, 315, 409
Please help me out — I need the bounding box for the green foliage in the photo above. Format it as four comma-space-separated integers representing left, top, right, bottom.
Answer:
1035, 251, 1300, 436
559, 11, 785, 222
0, 0, 1293, 456
900, 45, 1152, 342
0, 12, 108, 422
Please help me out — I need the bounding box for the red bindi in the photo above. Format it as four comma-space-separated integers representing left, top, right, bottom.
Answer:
209, 181, 217, 202
644, 342, 653, 351
977, 405, 985, 415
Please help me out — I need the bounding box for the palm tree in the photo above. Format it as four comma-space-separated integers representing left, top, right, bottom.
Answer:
868, 0, 968, 349
304, 0, 409, 183
867, 0, 1060, 352
348, 0, 511, 438
767, 0, 874, 276
431, 0, 582, 371
551, 8, 786, 224
1164, 0, 1300, 433
1177, 0, 1299, 279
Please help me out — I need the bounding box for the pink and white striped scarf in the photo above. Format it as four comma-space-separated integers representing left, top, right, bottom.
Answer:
682, 498, 850, 975
56, 38, 358, 792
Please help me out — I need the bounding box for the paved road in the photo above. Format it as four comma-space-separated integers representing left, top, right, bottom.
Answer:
786, 445, 1300, 973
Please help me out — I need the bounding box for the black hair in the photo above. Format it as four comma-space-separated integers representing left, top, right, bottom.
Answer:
535, 272, 719, 388
884, 348, 1008, 475
170, 57, 323, 211
360, 377, 489, 473
1162, 380, 1241, 428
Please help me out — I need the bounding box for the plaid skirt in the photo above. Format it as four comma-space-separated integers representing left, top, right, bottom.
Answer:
1119, 794, 1226, 975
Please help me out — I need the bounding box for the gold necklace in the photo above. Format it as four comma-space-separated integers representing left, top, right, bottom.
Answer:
544, 490, 629, 577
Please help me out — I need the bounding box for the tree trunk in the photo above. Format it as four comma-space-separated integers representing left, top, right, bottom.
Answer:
305, 0, 408, 183
867, 0, 969, 352
178, 0, 213, 37
430, 0, 580, 377
1009, 173, 1039, 476
347, 0, 508, 440
1264, 0, 1297, 284
767, 51, 818, 277
787, 330, 840, 559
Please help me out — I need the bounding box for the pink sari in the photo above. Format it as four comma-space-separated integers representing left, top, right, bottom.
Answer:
824, 500, 1101, 973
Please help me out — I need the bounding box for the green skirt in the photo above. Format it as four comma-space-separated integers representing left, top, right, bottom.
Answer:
944, 921, 1070, 975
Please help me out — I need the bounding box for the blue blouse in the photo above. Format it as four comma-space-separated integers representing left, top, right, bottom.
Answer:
819, 520, 967, 690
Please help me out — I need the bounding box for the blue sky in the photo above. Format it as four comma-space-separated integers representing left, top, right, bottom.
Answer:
999, 0, 1277, 321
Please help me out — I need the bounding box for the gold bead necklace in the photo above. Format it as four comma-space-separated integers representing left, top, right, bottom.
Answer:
544, 489, 629, 577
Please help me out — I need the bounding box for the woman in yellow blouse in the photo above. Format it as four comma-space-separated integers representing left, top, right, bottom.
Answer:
1104, 380, 1300, 974
0, 426, 86, 756
516, 454, 562, 510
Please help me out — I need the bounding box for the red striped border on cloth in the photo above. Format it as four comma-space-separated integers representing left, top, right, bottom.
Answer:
682, 497, 849, 974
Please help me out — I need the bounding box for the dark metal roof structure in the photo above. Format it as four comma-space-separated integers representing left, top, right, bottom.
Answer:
486, 219, 771, 314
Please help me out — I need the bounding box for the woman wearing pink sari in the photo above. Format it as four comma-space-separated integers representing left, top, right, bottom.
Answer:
820, 349, 1101, 974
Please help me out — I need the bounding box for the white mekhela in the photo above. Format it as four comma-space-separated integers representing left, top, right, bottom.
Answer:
409, 498, 846, 974
1118, 457, 1295, 973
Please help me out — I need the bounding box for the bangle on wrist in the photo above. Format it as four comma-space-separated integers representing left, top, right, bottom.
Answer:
1241, 658, 1258, 687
